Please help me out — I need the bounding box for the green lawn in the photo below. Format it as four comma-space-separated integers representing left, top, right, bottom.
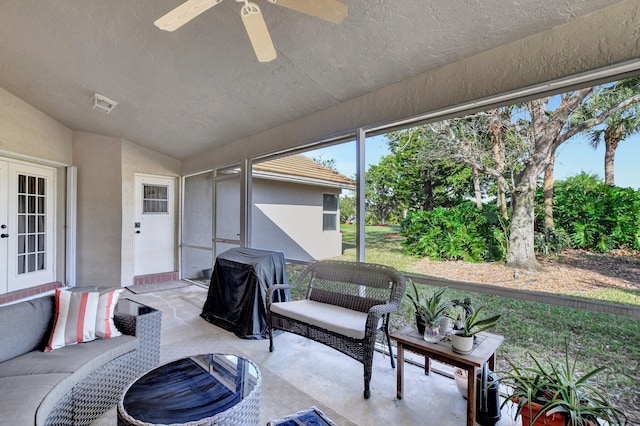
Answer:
285, 224, 640, 422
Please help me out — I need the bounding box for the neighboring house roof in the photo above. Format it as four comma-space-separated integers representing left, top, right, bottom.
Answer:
253, 155, 355, 190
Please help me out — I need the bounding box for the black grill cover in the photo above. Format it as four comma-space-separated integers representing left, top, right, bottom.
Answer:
200, 248, 289, 339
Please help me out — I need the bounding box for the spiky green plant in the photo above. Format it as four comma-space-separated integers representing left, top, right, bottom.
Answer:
406, 280, 452, 326
457, 306, 501, 337
500, 343, 628, 425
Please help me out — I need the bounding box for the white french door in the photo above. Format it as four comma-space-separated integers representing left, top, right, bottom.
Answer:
0, 159, 56, 294
0, 161, 7, 293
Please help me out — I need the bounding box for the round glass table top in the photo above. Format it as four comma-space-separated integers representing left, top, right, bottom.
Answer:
122, 353, 259, 424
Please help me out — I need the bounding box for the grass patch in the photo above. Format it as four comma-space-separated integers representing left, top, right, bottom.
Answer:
337, 224, 421, 273
567, 287, 640, 307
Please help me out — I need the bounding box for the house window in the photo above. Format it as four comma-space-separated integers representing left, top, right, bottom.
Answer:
323, 193, 338, 231
143, 185, 168, 214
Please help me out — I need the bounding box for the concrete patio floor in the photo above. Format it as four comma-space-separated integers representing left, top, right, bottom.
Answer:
92, 282, 521, 425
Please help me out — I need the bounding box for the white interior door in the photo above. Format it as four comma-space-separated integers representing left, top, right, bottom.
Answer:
134, 174, 176, 276
213, 173, 241, 257
0, 161, 8, 293
1, 161, 56, 293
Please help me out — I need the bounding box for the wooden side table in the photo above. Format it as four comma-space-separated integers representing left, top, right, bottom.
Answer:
391, 326, 504, 426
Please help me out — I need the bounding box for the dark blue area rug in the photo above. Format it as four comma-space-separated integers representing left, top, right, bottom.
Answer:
267, 406, 336, 426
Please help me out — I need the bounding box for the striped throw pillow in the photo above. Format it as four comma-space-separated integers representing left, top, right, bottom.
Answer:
96, 288, 124, 339
45, 288, 100, 352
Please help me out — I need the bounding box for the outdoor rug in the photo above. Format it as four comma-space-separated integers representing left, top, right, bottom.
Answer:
126, 281, 191, 294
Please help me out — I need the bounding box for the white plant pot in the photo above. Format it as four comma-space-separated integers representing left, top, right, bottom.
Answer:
454, 368, 468, 399
450, 333, 474, 354
438, 317, 451, 334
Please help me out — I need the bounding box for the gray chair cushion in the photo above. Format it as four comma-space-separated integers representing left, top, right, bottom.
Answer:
0, 296, 54, 363
0, 373, 70, 426
0, 334, 137, 378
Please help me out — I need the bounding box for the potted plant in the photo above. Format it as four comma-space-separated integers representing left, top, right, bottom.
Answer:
406, 281, 452, 343
450, 306, 501, 354
500, 344, 628, 426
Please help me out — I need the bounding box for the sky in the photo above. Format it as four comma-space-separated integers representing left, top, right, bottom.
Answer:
305, 132, 640, 190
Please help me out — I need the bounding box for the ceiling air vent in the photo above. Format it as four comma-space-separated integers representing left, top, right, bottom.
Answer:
92, 93, 118, 114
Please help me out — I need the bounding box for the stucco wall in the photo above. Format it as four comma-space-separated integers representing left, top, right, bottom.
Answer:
120, 140, 181, 284
181, 0, 640, 174
72, 135, 181, 287
72, 132, 123, 286
0, 87, 72, 286
0, 87, 73, 165
252, 179, 342, 261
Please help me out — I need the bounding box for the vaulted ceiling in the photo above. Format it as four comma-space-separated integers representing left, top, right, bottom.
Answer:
0, 0, 626, 160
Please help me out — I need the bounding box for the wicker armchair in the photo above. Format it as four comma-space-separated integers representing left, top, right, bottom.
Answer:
267, 260, 406, 398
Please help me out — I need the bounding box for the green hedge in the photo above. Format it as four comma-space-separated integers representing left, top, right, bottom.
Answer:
400, 202, 506, 261
550, 173, 640, 252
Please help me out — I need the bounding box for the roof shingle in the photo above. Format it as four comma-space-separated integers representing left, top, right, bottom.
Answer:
253, 155, 355, 186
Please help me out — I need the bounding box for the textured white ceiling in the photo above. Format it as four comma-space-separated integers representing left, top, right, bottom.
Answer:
0, 0, 622, 159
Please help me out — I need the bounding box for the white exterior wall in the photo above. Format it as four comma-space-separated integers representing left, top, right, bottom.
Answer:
251, 179, 342, 261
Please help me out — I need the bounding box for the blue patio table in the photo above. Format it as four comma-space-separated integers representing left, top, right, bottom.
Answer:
117, 353, 261, 426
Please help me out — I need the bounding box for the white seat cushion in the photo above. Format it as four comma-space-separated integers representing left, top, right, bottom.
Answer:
270, 300, 380, 340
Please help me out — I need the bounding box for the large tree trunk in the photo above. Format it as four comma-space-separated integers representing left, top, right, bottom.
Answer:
489, 112, 508, 219
423, 177, 434, 211
473, 167, 482, 209
543, 153, 555, 229
506, 185, 540, 271
603, 125, 622, 186
497, 182, 507, 219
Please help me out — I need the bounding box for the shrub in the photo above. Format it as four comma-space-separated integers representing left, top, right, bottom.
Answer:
551, 173, 640, 253
534, 227, 570, 256
400, 202, 506, 261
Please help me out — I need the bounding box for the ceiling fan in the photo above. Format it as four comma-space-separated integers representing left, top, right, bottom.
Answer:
155, 0, 348, 63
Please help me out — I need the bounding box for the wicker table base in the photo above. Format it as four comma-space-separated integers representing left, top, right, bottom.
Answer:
117, 353, 261, 426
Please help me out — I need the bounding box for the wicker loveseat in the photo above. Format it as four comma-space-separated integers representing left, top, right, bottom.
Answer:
0, 291, 161, 425
267, 260, 406, 398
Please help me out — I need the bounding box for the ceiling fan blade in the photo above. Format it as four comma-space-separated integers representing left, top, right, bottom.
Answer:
270, 0, 347, 24
154, 0, 223, 32
241, 3, 277, 63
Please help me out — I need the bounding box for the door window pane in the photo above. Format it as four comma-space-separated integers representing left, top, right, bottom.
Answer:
16, 173, 47, 274
143, 185, 169, 214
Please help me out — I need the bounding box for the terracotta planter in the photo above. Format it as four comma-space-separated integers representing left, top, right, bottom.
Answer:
515, 400, 565, 426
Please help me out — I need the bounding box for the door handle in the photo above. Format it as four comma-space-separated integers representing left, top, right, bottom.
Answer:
0, 234, 8, 238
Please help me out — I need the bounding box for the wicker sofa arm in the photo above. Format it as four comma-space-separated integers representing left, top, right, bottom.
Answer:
365, 300, 401, 333
266, 284, 296, 310
113, 299, 162, 374
369, 300, 401, 316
